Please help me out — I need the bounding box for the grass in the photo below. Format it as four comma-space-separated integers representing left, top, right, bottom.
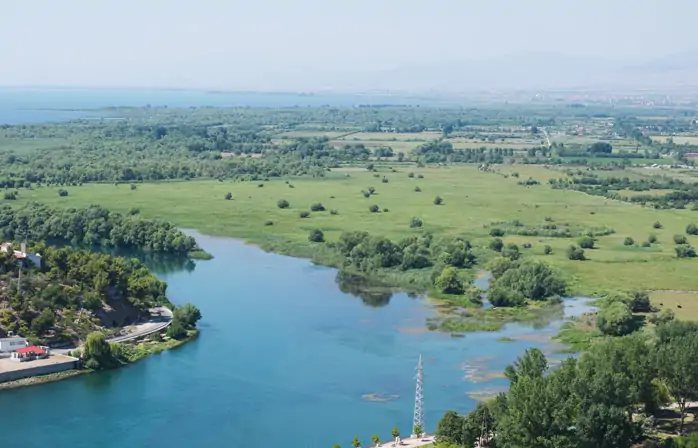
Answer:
650, 291, 698, 321
12, 165, 698, 299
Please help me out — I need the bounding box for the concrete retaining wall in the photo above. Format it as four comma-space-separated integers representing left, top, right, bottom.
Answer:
0, 358, 79, 383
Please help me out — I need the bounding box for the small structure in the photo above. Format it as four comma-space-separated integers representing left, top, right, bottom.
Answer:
0, 242, 42, 267
0, 337, 28, 353
10, 346, 50, 362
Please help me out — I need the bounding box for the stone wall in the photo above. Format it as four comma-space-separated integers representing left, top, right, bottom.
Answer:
0, 357, 79, 383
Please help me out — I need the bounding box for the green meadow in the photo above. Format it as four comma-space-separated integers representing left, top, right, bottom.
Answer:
13, 164, 698, 297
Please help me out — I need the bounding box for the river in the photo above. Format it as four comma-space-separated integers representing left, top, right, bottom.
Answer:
0, 231, 594, 448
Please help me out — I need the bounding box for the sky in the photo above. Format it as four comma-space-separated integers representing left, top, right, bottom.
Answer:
1, 0, 697, 91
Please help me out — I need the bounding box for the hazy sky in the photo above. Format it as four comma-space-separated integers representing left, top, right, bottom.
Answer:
1, 0, 696, 90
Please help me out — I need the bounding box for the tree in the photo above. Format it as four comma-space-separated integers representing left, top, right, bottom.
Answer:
544, 245, 553, 255
566, 245, 586, 260
166, 318, 187, 339
58, 189, 69, 196
674, 234, 688, 245
352, 436, 361, 448
675, 244, 697, 258
656, 333, 698, 434
310, 202, 325, 212
299, 211, 310, 218
433, 196, 443, 205
653, 221, 663, 229
588, 142, 613, 154
173, 303, 202, 329
371, 434, 380, 447
83, 331, 118, 370
414, 186, 421, 192
578, 236, 596, 249
391, 426, 400, 439
436, 410, 464, 445
368, 204, 380, 213
434, 267, 464, 295
308, 229, 324, 243
504, 348, 548, 384
488, 285, 526, 307
409, 217, 423, 228
413, 424, 423, 436
489, 238, 504, 252
687, 223, 698, 235
628, 290, 651, 313
596, 301, 634, 336
31, 308, 55, 336
225, 192, 232, 200
623, 237, 635, 246
490, 228, 505, 237
502, 243, 520, 261
277, 199, 290, 209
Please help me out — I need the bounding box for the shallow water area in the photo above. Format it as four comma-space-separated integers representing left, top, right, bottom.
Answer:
0, 231, 594, 448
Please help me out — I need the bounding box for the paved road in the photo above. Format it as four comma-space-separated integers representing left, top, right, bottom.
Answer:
54, 307, 173, 355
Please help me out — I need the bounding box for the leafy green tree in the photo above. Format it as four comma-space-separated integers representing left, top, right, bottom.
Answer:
489, 238, 504, 252
413, 424, 423, 436
308, 229, 324, 243
653, 221, 663, 229
370, 434, 380, 446
299, 211, 310, 218
434, 267, 464, 295
351, 435, 361, 448
31, 308, 55, 336
409, 217, 423, 228
277, 199, 290, 209
433, 196, 443, 205
310, 202, 325, 212
623, 237, 635, 246
502, 243, 520, 261
368, 204, 380, 213
656, 333, 698, 434
544, 245, 553, 254
504, 348, 548, 384
686, 223, 698, 235
173, 303, 202, 329
596, 301, 634, 336
674, 234, 688, 244
675, 244, 697, 258
578, 236, 596, 249
166, 318, 187, 339
566, 245, 586, 260
225, 192, 232, 200
83, 331, 118, 370
490, 228, 505, 237
391, 426, 400, 439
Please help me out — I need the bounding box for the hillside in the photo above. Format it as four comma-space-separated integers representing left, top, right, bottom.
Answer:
0, 244, 171, 345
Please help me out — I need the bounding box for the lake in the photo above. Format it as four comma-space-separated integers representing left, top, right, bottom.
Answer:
0, 231, 593, 448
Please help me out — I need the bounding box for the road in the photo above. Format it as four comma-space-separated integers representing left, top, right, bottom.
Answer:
54, 307, 173, 355
376, 436, 434, 448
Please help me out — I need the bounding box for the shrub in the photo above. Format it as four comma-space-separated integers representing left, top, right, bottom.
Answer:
130, 184, 137, 190
674, 234, 688, 245
629, 290, 651, 313
544, 245, 552, 255
433, 196, 443, 205
488, 285, 526, 307
596, 301, 634, 336
277, 199, 290, 209
310, 203, 326, 212
368, 205, 380, 213
434, 267, 464, 295
544, 216, 554, 222
578, 236, 596, 249
128, 207, 140, 215
3, 191, 16, 200
687, 223, 698, 235
58, 189, 68, 197
675, 244, 697, 258
566, 245, 585, 260
417, 174, 424, 179
382, 207, 389, 213
409, 217, 423, 228
623, 237, 634, 246
649, 309, 675, 325
366, 163, 374, 171
308, 229, 325, 243
408, 172, 415, 178
489, 238, 504, 252
381, 177, 389, 183
490, 228, 505, 237
264, 220, 274, 226
522, 243, 532, 249
362, 190, 371, 198
502, 243, 521, 261
258, 183, 264, 188
653, 221, 662, 229
225, 192, 232, 200
648, 234, 658, 244
414, 186, 421, 192
368, 187, 375, 194
641, 241, 651, 247
299, 211, 310, 218
330, 209, 339, 215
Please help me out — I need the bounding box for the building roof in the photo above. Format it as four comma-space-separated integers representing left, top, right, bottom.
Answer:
16, 346, 46, 355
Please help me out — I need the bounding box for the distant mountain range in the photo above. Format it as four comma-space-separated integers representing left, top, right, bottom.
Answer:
315, 51, 698, 94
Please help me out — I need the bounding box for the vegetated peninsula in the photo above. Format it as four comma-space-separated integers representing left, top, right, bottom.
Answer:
0, 203, 211, 259
0, 242, 201, 388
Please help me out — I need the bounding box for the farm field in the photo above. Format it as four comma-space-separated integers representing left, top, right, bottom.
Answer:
651, 135, 698, 145
13, 164, 698, 297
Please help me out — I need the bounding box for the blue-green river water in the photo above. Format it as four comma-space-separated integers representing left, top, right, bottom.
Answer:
0, 232, 592, 448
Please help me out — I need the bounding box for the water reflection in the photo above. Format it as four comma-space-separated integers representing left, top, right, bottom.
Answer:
335, 271, 393, 307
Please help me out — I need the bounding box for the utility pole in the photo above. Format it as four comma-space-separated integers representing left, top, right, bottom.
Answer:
413, 354, 424, 437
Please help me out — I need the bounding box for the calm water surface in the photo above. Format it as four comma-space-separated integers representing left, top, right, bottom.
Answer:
0, 232, 593, 448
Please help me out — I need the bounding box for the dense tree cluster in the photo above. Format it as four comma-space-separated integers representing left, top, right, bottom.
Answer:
0, 244, 170, 343
0, 203, 200, 255
486, 258, 566, 307
437, 322, 698, 447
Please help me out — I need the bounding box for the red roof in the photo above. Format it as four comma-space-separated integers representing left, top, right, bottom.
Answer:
16, 346, 45, 355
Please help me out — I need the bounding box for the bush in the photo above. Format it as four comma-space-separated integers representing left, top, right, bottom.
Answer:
490, 228, 505, 237
381, 177, 389, 183
382, 207, 389, 213
308, 229, 325, 243
408, 172, 415, 178
368, 205, 380, 213
502, 243, 520, 261
330, 209, 339, 215
417, 174, 424, 179
488, 285, 526, 307
434, 267, 464, 295
362, 190, 371, 198
623, 237, 634, 246
675, 244, 697, 258
641, 241, 652, 247
225, 192, 232, 200
264, 220, 274, 226
434, 196, 443, 205
409, 217, 423, 228
648, 234, 658, 244
130, 184, 137, 190
58, 189, 69, 197
489, 238, 504, 252
299, 211, 310, 218
566, 245, 586, 260
674, 234, 688, 245
310, 202, 326, 212
3, 191, 16, 200
648, 309, 675, 325
629, 290, 651, 313
277, 199, 290, 209
653, 221, 663, 229
368, 187, 376, 194
544, 245, 552, 255
687, 223, 698, 235
522, 243, 532, 249
596, 301, 634, 336
578, 236, 596, 249
414, 186, 421, 192
128, 207, 140, 215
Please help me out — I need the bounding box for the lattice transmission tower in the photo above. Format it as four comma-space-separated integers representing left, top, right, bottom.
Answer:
413, 354, 424, 436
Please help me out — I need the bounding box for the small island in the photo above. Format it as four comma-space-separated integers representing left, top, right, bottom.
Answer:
0, 240, 201, 389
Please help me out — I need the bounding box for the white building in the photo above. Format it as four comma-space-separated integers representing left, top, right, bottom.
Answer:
0, 242, 42, 268
0, 337, 28, 353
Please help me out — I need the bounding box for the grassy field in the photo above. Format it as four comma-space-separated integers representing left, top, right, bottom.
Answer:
11, 164, 698, 297
650, 291, 698, 320
651, 135, 698, 145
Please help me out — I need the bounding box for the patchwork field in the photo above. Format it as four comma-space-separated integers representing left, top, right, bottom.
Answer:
13, 165, 698, 297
